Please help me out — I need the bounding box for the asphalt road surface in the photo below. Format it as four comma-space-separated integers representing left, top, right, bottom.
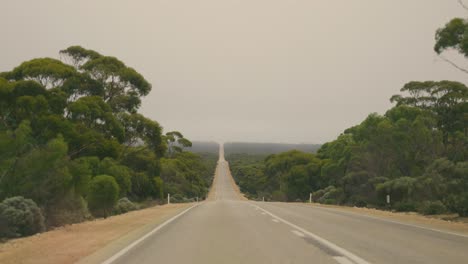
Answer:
109, 147, 468, 264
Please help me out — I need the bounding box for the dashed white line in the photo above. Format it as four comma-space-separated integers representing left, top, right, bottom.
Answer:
251, 203, 370, 264
272, 219, 280, 223
291, 230, 306, 237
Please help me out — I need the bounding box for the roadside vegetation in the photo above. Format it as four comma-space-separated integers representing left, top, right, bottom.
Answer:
0, 46, 216, 239
227, 16, 468, 217
224, 142, 320, 155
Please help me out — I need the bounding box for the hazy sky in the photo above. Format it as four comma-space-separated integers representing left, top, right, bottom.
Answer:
1, 0, 467, 143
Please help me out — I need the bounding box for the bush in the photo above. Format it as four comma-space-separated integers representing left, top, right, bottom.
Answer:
349, 196, 367, 207
46, 194, 90, 227
87, 175, 119, 218
311, 189, 327, 202
113, 197, 138, 215
313, 186, 345, 205
0, 196, 45, 238
418, 200, 447, 215
170, 194, 186, 203
445, 193, 468, 217
393, 201, 418, 212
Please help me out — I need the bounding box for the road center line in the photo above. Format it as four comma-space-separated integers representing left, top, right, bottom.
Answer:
251, 203, 370, 264
101, 203, 199, 264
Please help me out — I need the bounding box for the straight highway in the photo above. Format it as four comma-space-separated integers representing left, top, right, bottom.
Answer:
109, 146, 468, 264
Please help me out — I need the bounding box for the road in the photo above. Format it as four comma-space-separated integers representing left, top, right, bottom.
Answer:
109, 146, 468, 264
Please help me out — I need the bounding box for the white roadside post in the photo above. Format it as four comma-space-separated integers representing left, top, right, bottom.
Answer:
386, 194, 390, 208
262, 197, 265, 202
309, 193, 312, 203
168, 193, 170, 204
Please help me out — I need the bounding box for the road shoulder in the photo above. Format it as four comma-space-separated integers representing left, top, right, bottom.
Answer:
0, 203, 192, 264
301, 203, 468, 236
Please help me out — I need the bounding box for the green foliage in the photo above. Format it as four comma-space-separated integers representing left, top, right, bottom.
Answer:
164, 131, 192, 158
0, 128, 73, 205
45, 193, 90, 227
153, 177, 164, 200
0, 46, 214, 238
435, 18, 468, 56
312, 186, 345, 205
161, 152, 217, 200
0, 196, 45, 238
228, 152, 323, 202
224, 142, 321, 155
228, 100, 466, 214
2, 58, 76, 88
98, 158, 132, 196
393, 201, 418, 212
113, 197, 138, 215
418, 201, 447, 215
87, 175, 119, 218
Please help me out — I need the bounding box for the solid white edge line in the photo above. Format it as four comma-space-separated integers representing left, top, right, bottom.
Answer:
101, 203, 199, 264
291, 230, 306, 237
309, 205, 468, 239
252, 203, 370, 264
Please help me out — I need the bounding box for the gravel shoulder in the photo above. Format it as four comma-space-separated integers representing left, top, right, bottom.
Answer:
0, 203, 192, 264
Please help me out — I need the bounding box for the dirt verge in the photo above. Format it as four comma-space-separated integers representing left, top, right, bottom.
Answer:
0, 203, 192, 264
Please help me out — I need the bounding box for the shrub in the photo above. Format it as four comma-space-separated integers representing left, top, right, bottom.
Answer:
46, 194, 90, 227
418, 200, 447, 215
170, 194, 184, 203
0, 196, 45, 238
314, 186, 345, 205
113, 197, 138, 215
445, 193, 468, 217
312, 186, 335, 202
349, 196, 367, 207
393, 201, 418, 212
87, 175, 119, 218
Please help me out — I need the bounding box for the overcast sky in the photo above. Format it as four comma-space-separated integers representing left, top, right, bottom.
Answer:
1, 0, 467, 143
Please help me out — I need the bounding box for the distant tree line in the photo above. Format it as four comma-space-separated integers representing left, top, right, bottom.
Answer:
224, 142, 321, 155
228, 15, 468, 216
0, 46, 216, 239
190, 141, 220, 154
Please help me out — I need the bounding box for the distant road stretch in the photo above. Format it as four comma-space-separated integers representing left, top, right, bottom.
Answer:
107, 146, 468, 264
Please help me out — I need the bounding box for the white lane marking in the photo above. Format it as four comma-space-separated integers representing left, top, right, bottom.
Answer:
101, 204, 199, 264
272, 219, 280, 223
312, 205, 468, 239
291, 230, 306, 237
252, 204, 370, 264
334, 256, 354, 264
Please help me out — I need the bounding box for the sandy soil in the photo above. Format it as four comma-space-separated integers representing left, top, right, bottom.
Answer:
304, 203, 468, 236
0, 203, 191, 264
